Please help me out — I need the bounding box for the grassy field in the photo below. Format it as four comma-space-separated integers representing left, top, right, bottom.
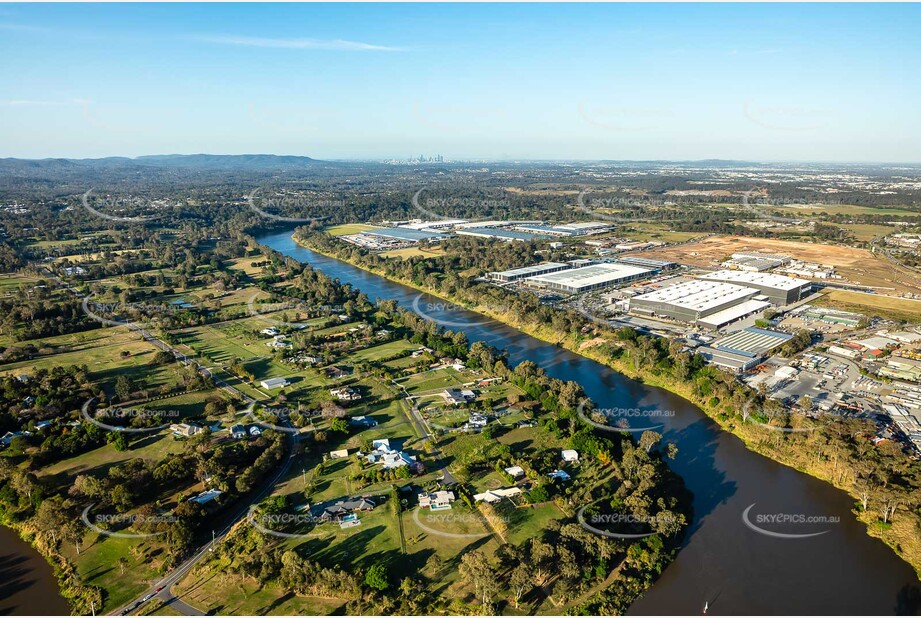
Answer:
323, 224, 381, 236
620, 223, 707, 244
771, 203, 921, 217
69, 533, 173, 612
813, 289, 921, 323
345, 339, 418, 362
37, 432, 187, 486
836, 223, 897, 242
396, 367, 468, 394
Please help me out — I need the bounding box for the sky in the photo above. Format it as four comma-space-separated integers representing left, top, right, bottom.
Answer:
1, 3, 920, 162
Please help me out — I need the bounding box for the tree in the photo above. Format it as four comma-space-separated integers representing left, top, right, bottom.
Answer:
364, 563, 389, 591
509, 562, 533, 608
115, 375, 135, 401
330, 418, 349, 434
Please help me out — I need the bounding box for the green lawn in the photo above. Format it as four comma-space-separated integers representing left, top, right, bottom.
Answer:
37, 432, 187, 487
345, 340, 418, 363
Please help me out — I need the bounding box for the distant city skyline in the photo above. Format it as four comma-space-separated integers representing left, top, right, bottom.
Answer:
2, 3, 920, 162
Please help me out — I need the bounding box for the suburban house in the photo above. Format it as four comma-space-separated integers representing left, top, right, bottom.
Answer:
326, 366, 351, 379
260, 327, 279, 336
319, 497, 376, 521
561, 449, 579, 463
260, 377, 290, 390
473, 487, 522, 503
365, 440, 424, 474
465, 414, 488, 430
170, 422, 202, 438
0, 431, 24, 447
190, 489, 223, 505
349, 415, 378, 428
329, 448, 351, 459
35, 420, 53, 431
231, 424, 248, 439
441, 389, 476, 405
249, 425, 262, 437
266, 335, 292, 350
504, 465, 525, 479
330, 386, 361, 401
549, 469, 572, 481
418, 490, 456, 510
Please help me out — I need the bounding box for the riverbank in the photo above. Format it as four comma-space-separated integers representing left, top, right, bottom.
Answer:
295, 232, 921, 579
0, 518, 81, 615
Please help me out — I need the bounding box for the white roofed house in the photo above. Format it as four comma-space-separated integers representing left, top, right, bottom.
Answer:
473, 487, 522, 503
441, 389, 476, 405
418, 490, 456, 510
330, 386, 361, 401
260, 377, 290, 390
561, 449, 579, 463
504, 465, 525, 479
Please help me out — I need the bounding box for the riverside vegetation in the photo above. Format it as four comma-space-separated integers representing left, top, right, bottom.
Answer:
299, 228, 921, 578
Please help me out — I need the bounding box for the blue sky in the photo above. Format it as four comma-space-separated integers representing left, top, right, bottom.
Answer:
1, 3, 919, 161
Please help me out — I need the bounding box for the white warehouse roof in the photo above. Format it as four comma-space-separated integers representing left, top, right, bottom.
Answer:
526, 263, 653, 290
699, 270, 811, 291
632, 280, 757, 312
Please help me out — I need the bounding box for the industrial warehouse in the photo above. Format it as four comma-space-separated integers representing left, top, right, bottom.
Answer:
698, 270, 812, 305
697, 327, 795, 372
525, 262, 655, 293
629, 280, 767, 328
488, 262, 571, 283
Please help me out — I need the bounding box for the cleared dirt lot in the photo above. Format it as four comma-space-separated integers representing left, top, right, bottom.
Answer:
632, 235, 921, 294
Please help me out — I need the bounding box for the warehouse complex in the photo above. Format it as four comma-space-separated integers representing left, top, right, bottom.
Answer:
455, 227, 551, 242
698, 270, 812, 305
363, 228, 448, 242
629, 280, 762, 325
697, 327, 795, 371
488, 262, 570, 283
525, 262, 655, 293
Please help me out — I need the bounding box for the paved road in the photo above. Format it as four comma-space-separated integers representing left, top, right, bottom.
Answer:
46, 273, 300, 617
112, 421, 300, 616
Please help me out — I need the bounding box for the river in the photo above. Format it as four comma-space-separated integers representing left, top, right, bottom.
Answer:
258, 229, 921, 615
0, 525, 71, 615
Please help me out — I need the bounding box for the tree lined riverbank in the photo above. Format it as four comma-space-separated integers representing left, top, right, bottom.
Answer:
296, 230, 921, 580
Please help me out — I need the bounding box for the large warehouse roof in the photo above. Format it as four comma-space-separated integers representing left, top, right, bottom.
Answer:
696, 299, 771, 329
632, 280, 756, 312
713, 327, 794, 358
527, 263, 653, 290
490, 262, 570, 279
699, 270, 810, 291
456, 227, 549, 241
363, 228, 448, 241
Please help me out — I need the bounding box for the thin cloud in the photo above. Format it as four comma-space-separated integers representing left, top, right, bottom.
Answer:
197, 34, 405, 52
0, 99, 77, 107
